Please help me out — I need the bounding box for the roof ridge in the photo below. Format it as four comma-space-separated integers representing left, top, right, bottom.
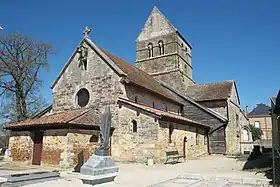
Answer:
188, 80, 235, 87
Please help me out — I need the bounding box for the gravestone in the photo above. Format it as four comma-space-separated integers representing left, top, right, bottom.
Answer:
80, 106, 119, 185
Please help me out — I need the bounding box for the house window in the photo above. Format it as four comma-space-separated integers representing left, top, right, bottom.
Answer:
89, 134, 99, 143
254, 121, 260, 128
132, 120, 137, 133
169, 124, 174, 143
148, 43, 153, 58
158, 41, 164, 55
196, 128, 199, 145
76, 88, 90, 107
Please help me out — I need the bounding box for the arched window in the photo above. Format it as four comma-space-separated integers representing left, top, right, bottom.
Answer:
132, 120, 137, 133
90, 134, 99, 143
158, 41, 164, 55
76, 88, 90, 107
148, 43, 153, 58
242, 128, 249, 142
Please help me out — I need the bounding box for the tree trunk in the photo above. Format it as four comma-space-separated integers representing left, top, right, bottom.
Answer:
15, 83, 23, 122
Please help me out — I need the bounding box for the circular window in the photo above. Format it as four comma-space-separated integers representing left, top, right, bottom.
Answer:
76, 88, 90, 107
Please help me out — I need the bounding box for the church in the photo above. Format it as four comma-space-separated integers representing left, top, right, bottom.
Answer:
6, 7, 244, 167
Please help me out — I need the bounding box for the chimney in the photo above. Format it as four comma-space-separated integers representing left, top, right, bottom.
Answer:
245, 106, 249, 116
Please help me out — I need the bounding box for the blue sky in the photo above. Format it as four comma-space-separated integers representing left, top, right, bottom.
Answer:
1, 0, 279, 111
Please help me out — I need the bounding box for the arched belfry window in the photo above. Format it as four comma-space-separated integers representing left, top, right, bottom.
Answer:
148, 43, 153, 58
158, 41, 164, 55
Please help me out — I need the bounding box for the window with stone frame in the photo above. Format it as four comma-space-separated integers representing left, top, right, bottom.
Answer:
196, 128, 199, 145
132, 120, 137, 133
169, 124, 174, 143
76, 88, 90, 107
148, 43, 153, 58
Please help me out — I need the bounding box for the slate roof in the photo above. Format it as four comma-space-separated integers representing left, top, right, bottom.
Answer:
186, 81, 234, 102
5, 108, 100, 129
248, 103, 271, 117
118, 97, 210, 129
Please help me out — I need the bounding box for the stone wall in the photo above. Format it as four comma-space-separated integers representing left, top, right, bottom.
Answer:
226, 101, 241, 155
67, 129, 100, 167
124, 84, 181, 114
112, 105, 208, 164
157, 120, 207, 163
9, 131, 33, 163
249, 116, 272, 140
41, 130, 67, 166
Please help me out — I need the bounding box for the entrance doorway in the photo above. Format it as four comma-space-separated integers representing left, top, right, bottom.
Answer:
32, 131, 43, 165
183, 137, 187, 160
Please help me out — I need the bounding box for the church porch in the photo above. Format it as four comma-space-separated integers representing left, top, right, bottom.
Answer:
5, 108, 104, 169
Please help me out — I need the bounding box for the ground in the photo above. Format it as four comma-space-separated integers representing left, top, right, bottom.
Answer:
0, 155, 271, 187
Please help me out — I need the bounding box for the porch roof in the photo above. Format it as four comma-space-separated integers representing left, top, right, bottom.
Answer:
5, 108, 100, 130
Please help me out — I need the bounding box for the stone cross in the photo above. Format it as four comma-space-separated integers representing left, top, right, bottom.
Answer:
83, 26, 91, 38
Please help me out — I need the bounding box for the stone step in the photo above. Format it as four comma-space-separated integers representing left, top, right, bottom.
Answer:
1, 171, 60, 187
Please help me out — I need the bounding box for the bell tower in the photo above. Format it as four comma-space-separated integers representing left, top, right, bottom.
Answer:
136, 6, 195, 92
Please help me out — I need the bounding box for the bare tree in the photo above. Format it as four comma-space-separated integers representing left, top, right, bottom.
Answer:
0, 32, 54, 122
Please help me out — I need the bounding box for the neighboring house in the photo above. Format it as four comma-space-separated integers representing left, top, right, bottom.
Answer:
239, 110, 253, 154
248, 103, 272, 139
5, 6, 243, 167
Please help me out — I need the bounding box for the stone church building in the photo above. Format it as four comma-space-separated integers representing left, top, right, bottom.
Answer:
6, 7, 243, 167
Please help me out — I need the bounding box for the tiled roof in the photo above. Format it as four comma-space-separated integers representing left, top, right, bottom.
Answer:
99, 47, 183, 105
118, 97, 210, 129
186, 81, 234, 102
5, 108, 100, 129
248, 103, 271, 117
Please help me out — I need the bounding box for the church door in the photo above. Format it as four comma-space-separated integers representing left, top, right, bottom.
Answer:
32, 131, 43, 165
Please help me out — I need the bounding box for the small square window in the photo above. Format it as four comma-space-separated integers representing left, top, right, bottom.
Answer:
254, 121, 260, 128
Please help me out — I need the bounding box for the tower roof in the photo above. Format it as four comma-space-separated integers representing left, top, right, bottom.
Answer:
137, 6, 177, 42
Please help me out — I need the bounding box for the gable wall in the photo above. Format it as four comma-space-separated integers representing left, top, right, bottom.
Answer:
52, 41, 125, 127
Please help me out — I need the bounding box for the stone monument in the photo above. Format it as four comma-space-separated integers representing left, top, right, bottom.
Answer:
80, 106, 119, 185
